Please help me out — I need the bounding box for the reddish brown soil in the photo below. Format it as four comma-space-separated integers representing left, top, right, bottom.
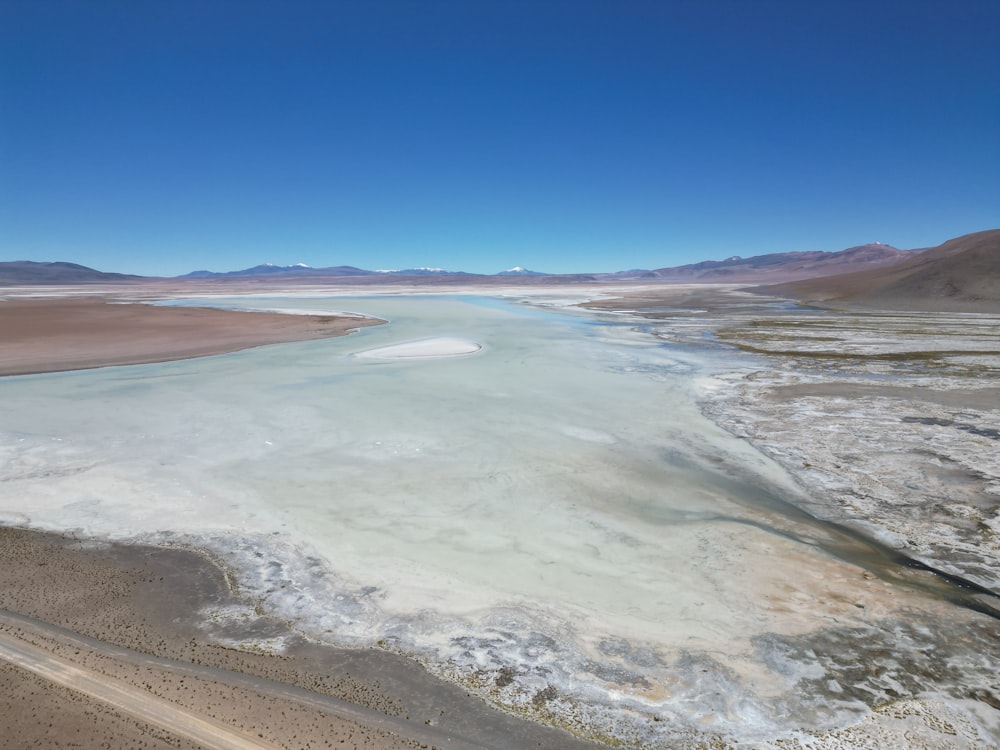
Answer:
0, 298, 381, 376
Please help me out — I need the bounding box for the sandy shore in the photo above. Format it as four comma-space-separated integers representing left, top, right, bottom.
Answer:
0, 296, 383, 376
0, 527, 602, 750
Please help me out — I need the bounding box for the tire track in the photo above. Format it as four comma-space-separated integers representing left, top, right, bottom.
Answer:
0, 628, 278, 750
0, 608, 486, 749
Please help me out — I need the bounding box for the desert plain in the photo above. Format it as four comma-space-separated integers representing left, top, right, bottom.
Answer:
0, 278, 998, 749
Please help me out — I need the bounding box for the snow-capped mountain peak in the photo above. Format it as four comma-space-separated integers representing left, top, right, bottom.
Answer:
497, 266, 545, 276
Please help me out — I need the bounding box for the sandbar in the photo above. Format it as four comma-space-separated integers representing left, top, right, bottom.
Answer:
0, 297, 383, 376
352, 337, 482, 360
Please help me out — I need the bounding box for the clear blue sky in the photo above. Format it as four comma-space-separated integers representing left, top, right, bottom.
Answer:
2, 1, 998, 276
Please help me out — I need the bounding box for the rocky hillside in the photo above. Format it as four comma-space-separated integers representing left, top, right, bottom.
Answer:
755, 229, 1000, 312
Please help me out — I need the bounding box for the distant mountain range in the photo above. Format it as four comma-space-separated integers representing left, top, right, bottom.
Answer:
181, 263, 378, 278
175, 248, 913, 283
634, 242, 916, 282
179, 263, 546, 279
0, 247, 920, 286
3, 231, 997, 312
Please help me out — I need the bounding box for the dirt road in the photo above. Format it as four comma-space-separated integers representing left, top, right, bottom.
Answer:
0, 608, 485, 750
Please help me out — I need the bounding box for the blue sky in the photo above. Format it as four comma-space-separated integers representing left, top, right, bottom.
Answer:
2, 1, 998, 276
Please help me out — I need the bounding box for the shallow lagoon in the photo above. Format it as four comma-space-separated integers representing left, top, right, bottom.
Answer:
1, 294, 995, 745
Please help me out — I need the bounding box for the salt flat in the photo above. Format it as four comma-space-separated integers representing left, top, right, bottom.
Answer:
1, 291, 997, 748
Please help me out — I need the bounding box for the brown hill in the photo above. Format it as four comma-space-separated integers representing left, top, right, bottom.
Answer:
639, 243, 914, 283
753, 229, 1000, 312
0, 261, 141, 285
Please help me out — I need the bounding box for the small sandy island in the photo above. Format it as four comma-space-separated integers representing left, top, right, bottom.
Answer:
352, 337, 482, 360
0, 296, 382, 376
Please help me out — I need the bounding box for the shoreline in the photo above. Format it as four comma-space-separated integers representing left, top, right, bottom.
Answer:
0, 296, 383, 377
0, 525, 602, 750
